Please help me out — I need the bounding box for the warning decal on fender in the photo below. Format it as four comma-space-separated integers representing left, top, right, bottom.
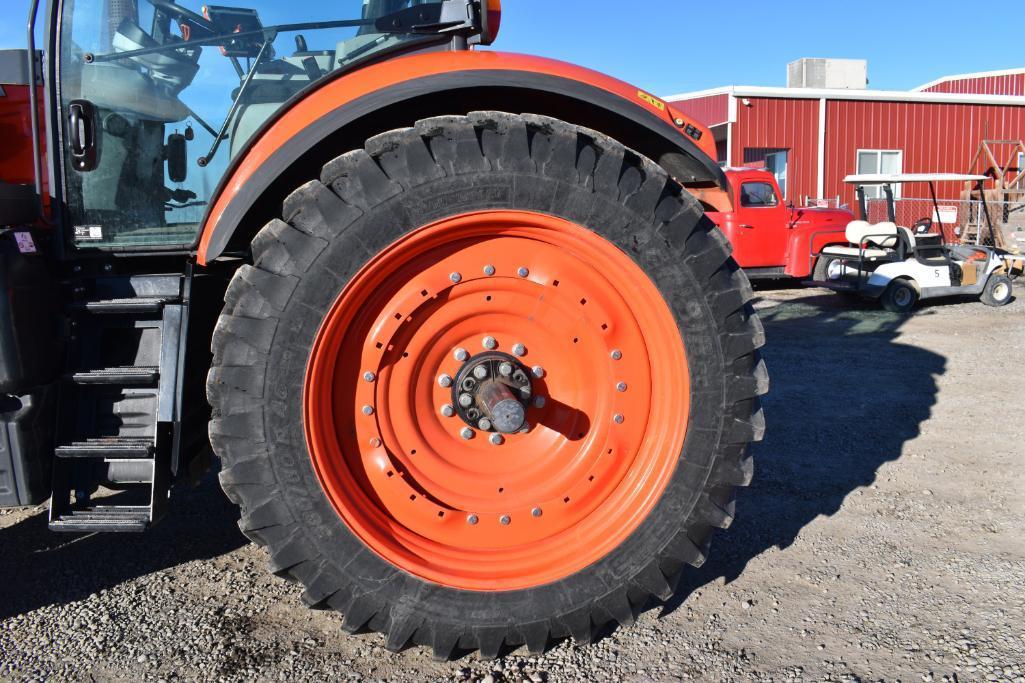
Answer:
637, 90, 666, 111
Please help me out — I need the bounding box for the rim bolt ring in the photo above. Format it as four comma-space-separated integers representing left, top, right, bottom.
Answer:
482, 336, 497, 350
479, 418, 493, 431
362, 405, 374, 416
438, 374, 453, 388
363, 371, 376, 383
440, 404, 455, 418
490, 433, 504, 446
531, 507, 543, 518
449, 272, 462, 284
611, 349, 623, 361
458, 393, 473, 408
613, 413, 625, 424
500, 515, 511, 525
454, 348, 469, 362
498, 362, 513, 377
473, 365, 489, 380
467, 514, 479, 525
617, 382, 628, 392
532, 366, 545, 379
483, 265, 496, 276
512, 343, 526, 357
517, 267, 529, 278
460, 427, 475, 440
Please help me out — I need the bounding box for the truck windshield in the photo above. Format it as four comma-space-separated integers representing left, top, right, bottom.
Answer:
59, 0, 449, 250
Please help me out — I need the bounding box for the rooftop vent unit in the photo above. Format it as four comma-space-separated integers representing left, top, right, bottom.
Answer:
787, 58, 868, 90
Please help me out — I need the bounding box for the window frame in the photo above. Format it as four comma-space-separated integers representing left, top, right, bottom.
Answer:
739, 181, 781, 209
856, 149, 904, 199
764, 150, 788, 200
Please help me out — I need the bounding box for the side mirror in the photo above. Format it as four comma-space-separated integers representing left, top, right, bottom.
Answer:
166, 133, 188, 184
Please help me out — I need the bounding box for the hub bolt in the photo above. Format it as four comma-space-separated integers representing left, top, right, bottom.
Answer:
467, 514, 479, 525
450, 272, 462, 283
362, 405, 375, 416
460, 427, 475, 440
611, 349, 623, 361
490, 433, 505, 446
617, 382, 628, 392
483, 265, 496, 276
532, 366, 545, 379
499, 362, 514, 377
473, 365, 489, 380
458, 393, 474, 408
531, 507, 543, 518
482, 336, 497, 350
533, 396, 546, 409
478, 418, 493, 431
440, 404, 455, 418
454, 348, 469, 362
500, 515, 511, 526
613, 413, 625, 424
512, 343, 526, 357
517, 267, 530, 278
369, 437, 382, 448
363, 371, 376, 383
438, 374, 453, 388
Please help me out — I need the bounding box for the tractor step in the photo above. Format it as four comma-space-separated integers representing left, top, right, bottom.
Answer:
49, 506, 152, 533
68, 366, 159, 386
68, 297, 173, 314
56, 438, 155, 459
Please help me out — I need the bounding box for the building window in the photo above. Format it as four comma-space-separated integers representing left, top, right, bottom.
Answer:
765, 151, 788, 199
856, 149, 903, 198
740, 182, 780, 208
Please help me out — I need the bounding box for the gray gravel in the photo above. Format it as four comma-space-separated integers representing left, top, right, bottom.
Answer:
2, 284, 1024, 682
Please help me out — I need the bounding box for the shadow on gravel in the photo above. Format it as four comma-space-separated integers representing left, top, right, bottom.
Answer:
0, 469, 246, 620
660, 287, 947, 617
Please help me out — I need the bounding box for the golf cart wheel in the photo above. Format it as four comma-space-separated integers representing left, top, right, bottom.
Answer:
207, 113, 767, 658
881, 279, 918, 313
980, 274, 1013, 307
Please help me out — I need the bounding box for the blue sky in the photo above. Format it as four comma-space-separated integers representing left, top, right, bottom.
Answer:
4, 1, 1022, 95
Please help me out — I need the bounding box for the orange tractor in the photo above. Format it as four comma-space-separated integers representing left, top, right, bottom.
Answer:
0, 0, 765, 657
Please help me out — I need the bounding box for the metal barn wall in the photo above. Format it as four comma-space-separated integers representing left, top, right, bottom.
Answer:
731, 97, 820, 201
671, 93, 729, 127
922, 73, 1025, 96
823, 100, 1025, 203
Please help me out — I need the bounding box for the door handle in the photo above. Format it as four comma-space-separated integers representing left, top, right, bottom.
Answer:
68, 100, 99, 172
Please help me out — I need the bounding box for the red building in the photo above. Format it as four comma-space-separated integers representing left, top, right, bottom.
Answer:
667, 66, 1025, 206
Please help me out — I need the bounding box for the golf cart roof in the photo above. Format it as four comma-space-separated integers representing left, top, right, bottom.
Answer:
844, 173, 989, 185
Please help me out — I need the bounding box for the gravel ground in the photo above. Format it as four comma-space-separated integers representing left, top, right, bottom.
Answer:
2, 284, 1023, 682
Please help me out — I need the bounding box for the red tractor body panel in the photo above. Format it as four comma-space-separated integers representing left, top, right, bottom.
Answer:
706, 168, 853, 278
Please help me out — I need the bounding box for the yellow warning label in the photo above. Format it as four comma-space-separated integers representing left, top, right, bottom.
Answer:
637, 90, 666, 111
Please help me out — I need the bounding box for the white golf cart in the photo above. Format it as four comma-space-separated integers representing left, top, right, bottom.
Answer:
810, 173, 1024, 312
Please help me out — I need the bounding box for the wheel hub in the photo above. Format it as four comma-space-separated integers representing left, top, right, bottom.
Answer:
450, 352, 533, 434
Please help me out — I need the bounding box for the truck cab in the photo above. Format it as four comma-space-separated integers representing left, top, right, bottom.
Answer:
702, 168, 853, 280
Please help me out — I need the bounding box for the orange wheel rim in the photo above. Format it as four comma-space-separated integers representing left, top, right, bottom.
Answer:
304, 211, 689, 591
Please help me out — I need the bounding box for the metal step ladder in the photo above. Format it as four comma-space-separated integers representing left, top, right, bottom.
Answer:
48, 271, 190, 533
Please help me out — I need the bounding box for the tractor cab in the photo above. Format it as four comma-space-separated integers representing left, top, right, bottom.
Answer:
53, 0, 498, 250
813, 174, 1023, 311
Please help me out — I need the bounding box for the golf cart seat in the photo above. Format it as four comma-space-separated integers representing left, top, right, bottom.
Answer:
820, 221, 901, 259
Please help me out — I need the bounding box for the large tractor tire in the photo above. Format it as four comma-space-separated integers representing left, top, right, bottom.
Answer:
207, 112, 766, 658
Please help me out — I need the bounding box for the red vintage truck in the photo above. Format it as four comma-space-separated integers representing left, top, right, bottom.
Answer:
691, 168, 854, 280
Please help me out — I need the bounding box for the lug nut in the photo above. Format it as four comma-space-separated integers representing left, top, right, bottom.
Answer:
613, 413, 625, 424
460, 427, 475, 440
517, 267, 529, 278
482, 336, 497, 350
512, 343, 526, 357
483, 265, 496, 276
611, 349, 623, 361
531, 507, 543, 518
369, 437, 382, 448
440, 404, 455, 418
490, 433, 505, 446
498, 362, 514, 377
617, 382, 628, 392
458, 393, 473, 408
478, 418, 493, 431
532, 366, 545, 379
467, 514, 479, 525
363, 371, 376, 383
500, 515, 511, 525
362, 405, 375, 416
473, 365, 489, 380
454, 348, 469, 362
449, 272, 462, 283
438, 374, 453, 388
533, 396, 546, 409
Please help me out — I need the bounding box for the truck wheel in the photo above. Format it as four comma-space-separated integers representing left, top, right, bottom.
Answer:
881, 279, 918, 313
980, 274, 1013, 307
207, 113, 766, 658
812, 254, 840, 282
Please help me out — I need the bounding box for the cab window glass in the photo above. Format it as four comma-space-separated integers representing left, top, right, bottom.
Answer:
740, 182, 779, 208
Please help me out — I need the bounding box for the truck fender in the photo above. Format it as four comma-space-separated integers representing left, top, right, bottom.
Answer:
195, 51, 724, 263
